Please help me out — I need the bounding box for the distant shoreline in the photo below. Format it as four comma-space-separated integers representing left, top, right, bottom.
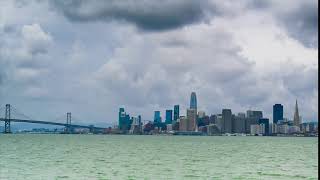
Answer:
1, 132, 318, 137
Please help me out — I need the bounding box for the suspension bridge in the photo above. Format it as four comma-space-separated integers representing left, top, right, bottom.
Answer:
0, 104, 107, 134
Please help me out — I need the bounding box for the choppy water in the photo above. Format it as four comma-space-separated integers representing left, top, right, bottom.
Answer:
0, 134, 318, 180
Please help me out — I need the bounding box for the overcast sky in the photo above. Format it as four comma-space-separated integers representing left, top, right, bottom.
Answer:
0, 0, 318, 126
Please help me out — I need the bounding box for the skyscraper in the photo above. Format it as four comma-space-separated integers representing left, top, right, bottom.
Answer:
119, 108, 125, 130
222, 109, 232, 133
165, 110, 173, 124
293, 100, 301, 126
233, 114, 246, 133
215, 114, 223, 132
179, 116, 188, 131
247, 110, 263, 119
119, 107, 131, 131
273, 104, 283, 124
190, 92, 197, 110
187, 108, 197, 131
173, 105, 179, 122
259, 118, 269, 135
154, 111, 161, 124
246, 110, 263, 133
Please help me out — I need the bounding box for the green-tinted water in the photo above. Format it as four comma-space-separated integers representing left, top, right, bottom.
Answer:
0, 134, 318, 179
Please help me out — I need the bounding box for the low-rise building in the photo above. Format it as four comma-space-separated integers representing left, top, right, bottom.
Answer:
179, 116, 188, 131
250, 124, 265, 135
207, 124, 220, 135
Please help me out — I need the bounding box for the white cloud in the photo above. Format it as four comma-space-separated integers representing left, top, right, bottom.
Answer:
22, 23, 52, 54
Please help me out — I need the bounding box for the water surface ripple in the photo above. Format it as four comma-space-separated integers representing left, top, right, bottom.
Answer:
0, 135, 318, 179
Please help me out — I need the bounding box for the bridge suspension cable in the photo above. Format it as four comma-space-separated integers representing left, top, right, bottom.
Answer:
10, 106, 35, 120
52, 114, 68, 123
0, 106, 5, 118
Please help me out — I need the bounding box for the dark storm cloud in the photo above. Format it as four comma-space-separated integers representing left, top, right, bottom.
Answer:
50, 0, 210, 31
281, 3, 318, 48
249, 0, 318, 48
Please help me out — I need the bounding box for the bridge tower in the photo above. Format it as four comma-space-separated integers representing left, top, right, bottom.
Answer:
65, 112, 72, 133
4, 104, 11, 133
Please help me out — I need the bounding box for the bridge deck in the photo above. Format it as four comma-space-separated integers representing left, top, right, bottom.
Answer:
0, 118, 106, 130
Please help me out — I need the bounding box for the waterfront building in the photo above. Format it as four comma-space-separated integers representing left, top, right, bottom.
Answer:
308, 122, 318, 132
173, 105, 179, 122
138, 115, 142, 127
179, 116, 188, 131
143, 121, 155, 133
119, 108, 125, 130
154, 111, 161, 123
216, 114, 223, 132
288, 126, 300, 134
300, 123, 310, 133
246, 110, 263, 133
278, 124, 289, 134
172, 121, 180, 131
233, 114, 246, 133
129, 116, 142, 134
165, 110, 173, 124
222, 109, 232, 133
187, 108, 197, 131
293, 100, 301, 126
300, 122, 318, 133
272, 123, 278, 134
245, 118, 253, 133
259, 118, 269, 135
273, 104, 283, 124
206, 124, 220, 135
166, 124, 173, 132
198, 126, 207, 134
119, 108, 131, 131
250, 124, 265, 135
190, 92, 197, 111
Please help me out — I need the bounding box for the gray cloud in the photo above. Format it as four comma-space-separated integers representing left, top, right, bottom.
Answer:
21, 23, 53, 55
51, 0, 318, 47
0, 0, 318, 124
249, 0, 318, 48
281, 3, 318, 48
51, 0, 209, 31
282, 64, 318, 96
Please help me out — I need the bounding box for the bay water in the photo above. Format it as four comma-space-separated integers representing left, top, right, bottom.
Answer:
0, 134, 317, 179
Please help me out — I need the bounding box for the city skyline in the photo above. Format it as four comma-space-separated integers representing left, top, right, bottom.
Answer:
0, 0, 318, 124
114, 92, 317, 136
117, 95, 314, 125
120, 92, 311, 124
0, 92, 317, 127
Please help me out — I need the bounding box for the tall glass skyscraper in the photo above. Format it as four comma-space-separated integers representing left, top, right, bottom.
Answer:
154, 111, 161, 123
119, 107, 131, 131
165, 110, 173, 124
119, 108, 125, 130
190, 92, 197, 110
173, 105, 179, 122
273, 104, 283, 124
